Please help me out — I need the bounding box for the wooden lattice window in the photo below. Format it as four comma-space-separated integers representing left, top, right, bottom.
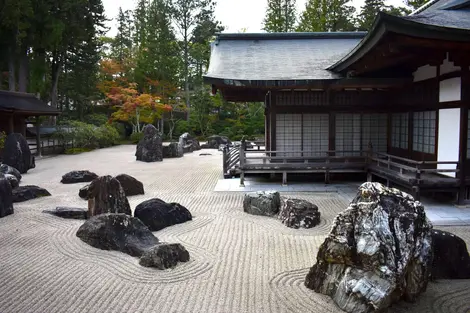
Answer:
276, 114, 302, 157
391, 113, 409, 149
413, 111, 436, 154
303, 114, 329, 157
335, 113, 361, 156
362, 114, 388, 153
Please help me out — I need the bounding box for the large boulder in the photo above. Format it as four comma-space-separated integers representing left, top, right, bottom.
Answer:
4, 174, 19, 189
86, 175, 131, 217
179, 133, 201, 153
0, 164, 22, 181
135, 125, 163, 162
2, 133, 35, 174
243, 191, 281, 217
139, 243, 190, 269
115, 174, 144, 196
0, 173, 14, 218
305, 182, 433, 313
12, 185, 51, 203
43, 207, 88, 220
431, 229, 470, 279
279, 197, 321, 229
202, 135, 232, 149
61, 170, 98, 184
134, 198, 192, 231
76, 213, 159, 257
163, 142, 184, 158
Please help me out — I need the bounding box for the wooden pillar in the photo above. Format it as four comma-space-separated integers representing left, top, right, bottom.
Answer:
36, 116, 42, 157
458, 66, 470, 204
265, 92, 271, 151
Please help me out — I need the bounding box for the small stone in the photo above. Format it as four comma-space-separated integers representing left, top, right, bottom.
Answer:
79, 184, 90, 200
87, 176, 131, 217
0, 164, 22, 181
114, 174, 144, 196
134, 198, 192, 231
61, 170, 98, 184
139, 243, 190, 269
0, 173, 14, 218
43, 207, 87, 219
4, 174, 19, 189
279, 197, 321, 229
243, 191, 281, 217
199, 153, 212, 156
12, 185, 51, 203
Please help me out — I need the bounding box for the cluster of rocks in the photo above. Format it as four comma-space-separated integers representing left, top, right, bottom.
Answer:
201, 135, 232, 149
304, 182, 470, 313
243, 191, 321, 229
179, 132, 201, 153
0, 133, 51, 219
46, 169, 192, 270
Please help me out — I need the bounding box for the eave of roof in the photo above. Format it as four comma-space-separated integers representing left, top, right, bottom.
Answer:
214, 32, 367, 41
328, 11, 470, 73
0, 90, 60, 116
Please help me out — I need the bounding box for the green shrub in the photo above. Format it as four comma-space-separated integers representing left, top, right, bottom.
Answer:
97, 124, 120, 148
111, 122, 127, 139
64, 147, 93, 155
130, 132, 144, 144
175, 120, 189, 137
84, 113, 109, 126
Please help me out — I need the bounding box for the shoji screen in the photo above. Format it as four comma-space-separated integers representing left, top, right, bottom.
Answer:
303, 114, 329, 157
391, 113, 409, 150
413, 111, 436, 154
276, 114, 302, 157
362, 113, 388, 153
335, 113, 361, 155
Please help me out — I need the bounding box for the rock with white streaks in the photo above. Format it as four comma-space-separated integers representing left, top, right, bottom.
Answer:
305, 182, 433, 313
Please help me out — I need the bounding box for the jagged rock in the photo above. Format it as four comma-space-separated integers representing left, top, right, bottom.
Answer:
139, 243, 190, 269
61, 170, 98, 184
79, 184, 90, 199
135, 125, 163, 162
2, 133, 35, 174
134, 198, 192, 231
279, 197, 321, 229
202, 135, 232, 149
243, 191, 281, 217
0, 173, 14, 218
87, 175, 131, 217
179, 133, 201, 153
431, 229, 470, 279
43, 207, 87, 219
163, 142, 184, 158
0, 164, 22, 181
305, 182, 433, 313
12, 185, 51, 203
4, 174, 19, 189
76, 213, 159, 257
115, 174, 144, 196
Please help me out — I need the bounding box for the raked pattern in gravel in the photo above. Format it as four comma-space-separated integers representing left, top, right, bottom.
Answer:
0, 145, 469, 313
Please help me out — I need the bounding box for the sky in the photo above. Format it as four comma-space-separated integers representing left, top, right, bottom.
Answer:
102, 0, 405, 37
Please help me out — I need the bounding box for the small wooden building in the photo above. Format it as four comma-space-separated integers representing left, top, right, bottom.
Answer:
0, 90, 60, 155
204, 0, 470, 203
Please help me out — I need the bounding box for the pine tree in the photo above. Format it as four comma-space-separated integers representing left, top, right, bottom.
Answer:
113, 8, 133, 63
263, 0, 297, 32
357, 0, 386, 30
297, 0, 356, 32
405, 0, 428, 11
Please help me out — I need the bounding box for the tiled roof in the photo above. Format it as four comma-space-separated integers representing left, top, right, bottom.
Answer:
0, 90, 60, 115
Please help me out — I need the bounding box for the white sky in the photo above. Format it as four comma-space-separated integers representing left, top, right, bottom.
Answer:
103, 0, 405, 36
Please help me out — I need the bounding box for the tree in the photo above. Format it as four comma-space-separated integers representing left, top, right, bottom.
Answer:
404, 0, 428, 11
113, 8, 133, 63
357, 0, 386, 30
263, 0, 297, 32
297, 0, 356, 32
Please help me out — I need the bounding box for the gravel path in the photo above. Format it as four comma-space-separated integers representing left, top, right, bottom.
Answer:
0, 145, 469, 313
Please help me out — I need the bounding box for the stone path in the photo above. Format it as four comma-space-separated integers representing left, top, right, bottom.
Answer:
0, 145, 469, 313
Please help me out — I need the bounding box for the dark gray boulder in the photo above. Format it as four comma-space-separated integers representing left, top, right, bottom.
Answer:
79, 184, 90, 199
163, 142, 184, 158
243, 191, 281, 217
115, 174, 144, 196
12, 185, 51, 203
0, 164, 22, 181
43, 207, 87, 219
76, 213, 159, 257
139, 243, 190, 269
431, 229, 470, 279
2, 133, 35, 174
134, 198, 192, 231
202, 135, 232, 149
279, 197, 321, 229
61, 170, 98, 184
305, 182, 433, 313
179, 133, 201, 153
0, 173, 14, 218
87, 175, 131, 217
4, 174, 19, 189
135, 125, 163, 162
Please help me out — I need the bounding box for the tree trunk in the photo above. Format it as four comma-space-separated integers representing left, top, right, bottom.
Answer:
51, 61, 61, 109
18, 46, 29, 92
8, 46, 16, 92
184, 31, 190, 121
